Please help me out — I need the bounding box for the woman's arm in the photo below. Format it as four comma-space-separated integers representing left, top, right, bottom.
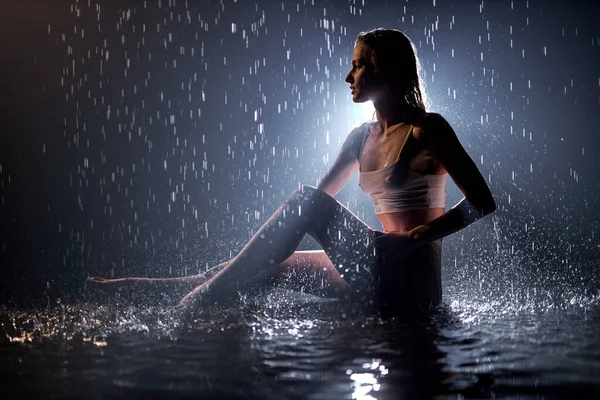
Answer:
317, 125, 364, 197
408, 114, 496, 245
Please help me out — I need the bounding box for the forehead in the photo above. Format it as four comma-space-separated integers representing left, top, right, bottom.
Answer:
352, 41, 368, 62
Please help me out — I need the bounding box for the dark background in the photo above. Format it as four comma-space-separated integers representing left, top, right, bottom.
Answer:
1, 0, 599, 306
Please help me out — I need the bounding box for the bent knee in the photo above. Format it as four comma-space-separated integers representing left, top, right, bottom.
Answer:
289, 185, 331, 203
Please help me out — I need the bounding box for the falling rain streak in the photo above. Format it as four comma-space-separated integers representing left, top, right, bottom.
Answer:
0, 0, 599, 398
0, 0, 596, 341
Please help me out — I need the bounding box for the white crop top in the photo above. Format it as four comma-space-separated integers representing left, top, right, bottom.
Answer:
357, 123, 448, 214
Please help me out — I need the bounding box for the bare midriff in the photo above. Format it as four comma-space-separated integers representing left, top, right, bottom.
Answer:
377, 207, 445, 234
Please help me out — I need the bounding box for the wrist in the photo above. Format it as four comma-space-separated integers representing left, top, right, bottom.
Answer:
408, 225, 431, 245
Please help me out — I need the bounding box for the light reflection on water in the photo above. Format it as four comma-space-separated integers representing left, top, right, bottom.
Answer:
348, 359, 388, 400
1, 289, 600, 399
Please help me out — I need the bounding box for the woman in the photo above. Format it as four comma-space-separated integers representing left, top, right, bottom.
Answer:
89, 29, 496, 315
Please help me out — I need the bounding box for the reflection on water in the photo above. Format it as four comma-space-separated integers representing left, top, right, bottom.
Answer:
348, 359, 388, 400
1, 289, 600, 399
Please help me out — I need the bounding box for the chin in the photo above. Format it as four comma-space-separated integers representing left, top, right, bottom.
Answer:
351, 93, 364, 102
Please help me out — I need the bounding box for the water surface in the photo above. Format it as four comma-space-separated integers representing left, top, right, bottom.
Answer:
2, 289, 599, 399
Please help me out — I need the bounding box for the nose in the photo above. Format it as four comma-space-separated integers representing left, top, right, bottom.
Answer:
345, 70, 353, 84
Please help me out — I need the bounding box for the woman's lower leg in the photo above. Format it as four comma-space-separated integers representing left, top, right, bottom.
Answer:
179, 186, 328, 306
87, 260, 231, 287
87, 250, 308, 298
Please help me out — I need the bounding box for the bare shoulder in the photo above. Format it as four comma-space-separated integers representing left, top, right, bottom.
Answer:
340, 121, 371, 160
345, 122, 370, 146
413, 112, 450, 140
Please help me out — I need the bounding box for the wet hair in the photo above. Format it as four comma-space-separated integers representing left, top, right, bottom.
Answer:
357, 28, 427, 112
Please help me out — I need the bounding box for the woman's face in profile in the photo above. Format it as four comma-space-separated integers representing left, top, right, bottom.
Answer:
345, 41, 387, 103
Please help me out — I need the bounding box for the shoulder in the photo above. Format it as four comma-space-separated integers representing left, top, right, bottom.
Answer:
341, 121, 371, 160
413, 112, 453, 146
413, 112, 449, 135
354, 121, 373, 137
346, 121, 371, 143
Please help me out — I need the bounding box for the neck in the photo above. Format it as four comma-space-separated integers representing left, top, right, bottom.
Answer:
372, 98, 418, 135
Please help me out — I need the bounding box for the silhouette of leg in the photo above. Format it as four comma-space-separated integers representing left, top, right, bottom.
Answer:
179, 185, 381, 308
